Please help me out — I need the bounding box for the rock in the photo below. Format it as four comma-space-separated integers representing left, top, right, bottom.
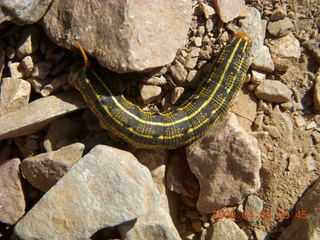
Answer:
170, 60, 188, 84
16, 26, 40, 59
267, 18, 294, 37
31, 60, 53, 79
5, 46, 15, 59
0, 0, 52, 24
0, 91, 86, 141
207, 219, 248, 240
171, 86, 185, 105
230, 88, 257, 132
0, 158, 25, 225
305, 155, 317, 171
271, 106, 294, 144
27, 77, 51, 94
118, 207, 181, 240
44, 117, 86, 151
254, 229, 268, 240
134, 149, 168, 171
312, 131, 320, 144
0, 78, 31, 115
142, 75, 167, 86
194, 37, 202, 47
303, 40, 320, 64
186, 113, 261, 212
185, 48, 200, 69
199, 2, 215, 19
191, 219, 203, 232
264, 125, 280, 139
0, 41, 5, 79
20, 143, 85, 192
314, 72, 320, 110
21, 55, 35, 76
213, 0, 245, 23
140, 84, 162, 105
255, 80, 292, 103
15, 145, 161, 240
41, 74, 69, 96
251, 45, 274, 72
270, 6, 287, 21
269, 33, 301, 58
278, 176, 320, 240
8, 62, 24, 79
166, 148, 199, 198
42, 0, 192, 73
244, 195, 264, 223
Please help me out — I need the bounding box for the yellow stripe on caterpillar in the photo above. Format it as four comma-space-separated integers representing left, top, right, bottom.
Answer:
70, 33, 252, 149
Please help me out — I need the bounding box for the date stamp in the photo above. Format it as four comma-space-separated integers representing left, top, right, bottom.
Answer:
211, 210, 308, 221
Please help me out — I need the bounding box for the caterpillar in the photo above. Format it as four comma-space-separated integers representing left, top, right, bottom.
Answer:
69, 33, 252, 149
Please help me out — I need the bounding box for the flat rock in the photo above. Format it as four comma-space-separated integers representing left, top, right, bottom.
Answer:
278, 176, 320, 240
207, 219, 248, 240
186, 113, 261, 212
44, 116, 86, 151
15, 145, 161, 240
314, 71, 320, 110
213, 0, 245, 23
267, 17, 294, 37
140, 84, 162, 105
0, 0, 52, 24
0, 78, 31, 115
255, 79, 292, 103
21, 143, 85, 192
0, 158, 26, 225
0, 91, 86, 141
251, 45, 274, 72
42, 0, 192, 73
269, 33, 301, 58
118, 207, 181, 240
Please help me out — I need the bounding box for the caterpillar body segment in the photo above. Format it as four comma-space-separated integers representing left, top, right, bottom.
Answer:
70, 33, 252, 149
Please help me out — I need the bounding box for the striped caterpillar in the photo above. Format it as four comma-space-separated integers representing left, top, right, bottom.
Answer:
69, 33, 252, 149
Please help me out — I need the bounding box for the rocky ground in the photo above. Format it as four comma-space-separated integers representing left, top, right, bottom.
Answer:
0, 0, 319, 240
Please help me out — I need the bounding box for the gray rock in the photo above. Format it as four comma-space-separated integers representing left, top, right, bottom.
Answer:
269, 33, 301, 58
186, 113, 261, 212
15, 145, 161, 240
244, 195, 264, 223
251, 45, 274, 72
0, 0, 52, 24
42, 0, 192, 73
118, 208, 181, 240
255, 80, 292, 103
207, 219, 248, 240
0, 78, 31, 115
278, 176, 320, 240
21, 143, 85, 192
16, 26, 40, 59
0, 158, 25, 225
213, 0, 245, 23
267, 17, 293, 37
0, 91, 86, 141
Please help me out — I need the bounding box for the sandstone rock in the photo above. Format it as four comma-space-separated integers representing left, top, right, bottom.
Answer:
269, 33, 301, 58
44, 117, 86, 152
214, 0, 245, 23
0, 0, 52, 24
267, 17, 294, 37
166, 148, 199, 198
0, 78, 31, 115
21, 143, 85, 192
15, 145, 161, 240
42, 0, 192, 73
255, 80, 292, 103
0, 91, 86, 141
278, 176, 320, 240
140, 84, 162, 105
170, 60, 188, 84
251, 45, 274, 72
118, 208, 181, 240
0, 158, 25, 225
186, 113, 261, 212
16, 26, 40, 59
207, 219, 248, 240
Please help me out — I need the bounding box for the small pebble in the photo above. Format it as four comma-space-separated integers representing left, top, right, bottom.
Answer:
8, 62, 24, 79
170, 60, 188, 84
255, 80, 292, 103
5, 46, 15, 59
171, 86, 185, 105
270, 6, 287, 21
21, 56, 35, 75
140, 85, 162, 104
306, 121, 317, 130
199, 2, 215, 19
